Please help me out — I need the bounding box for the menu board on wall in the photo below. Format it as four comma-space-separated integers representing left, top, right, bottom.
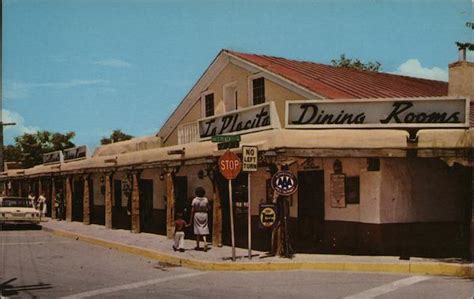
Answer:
330, 174, 346, 208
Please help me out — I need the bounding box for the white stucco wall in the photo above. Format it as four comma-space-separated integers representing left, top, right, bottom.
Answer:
380, 158, 466, 223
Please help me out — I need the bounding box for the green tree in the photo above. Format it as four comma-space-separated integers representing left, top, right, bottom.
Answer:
4, 131, 76, 168
331, 54, 382, 72
100, 129, 133, 145
456, 22, 474, 51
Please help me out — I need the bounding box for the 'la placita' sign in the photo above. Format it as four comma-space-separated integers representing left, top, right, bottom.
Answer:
286, 97, 469, 129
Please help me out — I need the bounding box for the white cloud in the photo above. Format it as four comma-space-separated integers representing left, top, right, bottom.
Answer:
2, 109, 40, 142
93, 58, 132, 68
3, 79, 109, 100
393, 59, 448, 81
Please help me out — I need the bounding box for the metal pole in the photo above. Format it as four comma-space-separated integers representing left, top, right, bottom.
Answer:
248, 173, 252, 259
228, 179, 236, 261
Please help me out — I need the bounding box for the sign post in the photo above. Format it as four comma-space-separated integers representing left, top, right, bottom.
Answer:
242, 146, 258, 259
218, 150, 242, 261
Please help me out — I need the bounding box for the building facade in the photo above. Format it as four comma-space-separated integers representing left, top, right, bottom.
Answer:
2, 49, 472, 259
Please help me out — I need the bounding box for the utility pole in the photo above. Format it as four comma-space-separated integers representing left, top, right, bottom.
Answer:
0, 1, 16, 172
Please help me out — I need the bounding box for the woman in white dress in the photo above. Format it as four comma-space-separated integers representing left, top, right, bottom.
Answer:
190, 187, 210, 251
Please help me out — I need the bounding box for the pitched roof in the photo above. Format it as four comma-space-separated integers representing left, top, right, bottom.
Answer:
158, 49, 452, 140
227, 50, 448, 99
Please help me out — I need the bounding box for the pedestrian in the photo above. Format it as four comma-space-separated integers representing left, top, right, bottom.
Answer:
55, 189, 64, 220
28, 192, 36, 209
173, 212, 189, 252
190, 187, 210, 252
38, 192, 46, 220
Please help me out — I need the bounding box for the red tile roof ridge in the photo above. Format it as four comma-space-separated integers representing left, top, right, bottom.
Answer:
224, 49, 448, 99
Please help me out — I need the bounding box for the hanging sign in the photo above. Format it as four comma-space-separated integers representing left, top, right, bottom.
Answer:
242, 146, 258, 172
259, 203, 278, 229
271, 170, 298, 196
218, 151, 242, 180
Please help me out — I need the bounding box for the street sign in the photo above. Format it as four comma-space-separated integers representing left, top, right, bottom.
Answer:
271, 170, 298, 196
217, 141, 240, 150
218, 151, 242, 180
242, 146, 258, 172
212, 135, 241, 143
259, 203, 278, 229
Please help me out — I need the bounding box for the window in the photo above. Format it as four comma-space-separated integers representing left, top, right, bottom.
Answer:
345, 176, 360, 204
252, 77, 265, 105
224, 82, 238, 112
204, 93, 214, 117
367, 158, 380, 171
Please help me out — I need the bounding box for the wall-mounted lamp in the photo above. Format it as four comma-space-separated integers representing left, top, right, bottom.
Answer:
263, 150, 277, 165
159, 172, 165, 181
263, 150, 278, 175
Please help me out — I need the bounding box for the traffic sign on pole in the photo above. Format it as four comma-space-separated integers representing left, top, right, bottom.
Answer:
242, 146, 258, 172
212, 135, 241, 143
218, 151, 242, 180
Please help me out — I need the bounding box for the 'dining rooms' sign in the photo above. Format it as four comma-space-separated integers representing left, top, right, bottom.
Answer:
286, 98, 469, 129
198, 102, 280, 139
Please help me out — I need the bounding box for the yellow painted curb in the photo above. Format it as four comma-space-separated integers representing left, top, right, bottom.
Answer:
43, 227, 473, 277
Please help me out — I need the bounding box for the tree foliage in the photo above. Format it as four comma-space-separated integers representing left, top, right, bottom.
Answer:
100, 129, 133, 145
331, 54, 382, 72
456, 21, 474, 51
4, 131, 76, 168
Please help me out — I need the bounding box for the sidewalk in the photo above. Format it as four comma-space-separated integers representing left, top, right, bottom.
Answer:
40, 219, 474, 277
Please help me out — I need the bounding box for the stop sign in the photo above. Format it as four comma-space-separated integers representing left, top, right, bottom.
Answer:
218, 151, 242, 180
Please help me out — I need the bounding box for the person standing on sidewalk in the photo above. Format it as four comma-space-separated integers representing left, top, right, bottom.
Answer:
55, 189, 64, 220
173, 212, 189, 252
37, 192, 46, 220
28, 192, 36, 209
190, 187, 210, 252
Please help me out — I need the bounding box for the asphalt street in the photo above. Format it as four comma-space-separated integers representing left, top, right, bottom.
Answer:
1, 227, 473, 298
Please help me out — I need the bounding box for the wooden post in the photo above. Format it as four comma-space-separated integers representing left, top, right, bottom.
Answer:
18, 180, 23, 197
38, 178, 43, 196
131, 172, 141, 233
65, 176, 72, 222
51, 178, 56, 219
83, 175, 90, 225
105, 174, 113, 229
166, 173, 175, 239
212, 180, 222, 247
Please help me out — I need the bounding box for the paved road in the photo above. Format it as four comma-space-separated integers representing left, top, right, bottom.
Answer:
1, 227, 473, 298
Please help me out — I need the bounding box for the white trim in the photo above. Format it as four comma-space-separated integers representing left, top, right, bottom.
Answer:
200, 90, 215, 118
158, 51, 229, 142
223, 81, 238, 112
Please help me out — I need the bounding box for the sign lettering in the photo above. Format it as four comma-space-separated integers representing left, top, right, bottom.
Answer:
242, 146, 258, 172
286, 98, 468, 128
199, 102, 279, 139
64, 145, 89, 161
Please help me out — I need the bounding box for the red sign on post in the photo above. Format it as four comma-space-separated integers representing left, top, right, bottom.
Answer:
218, 151, 242, 180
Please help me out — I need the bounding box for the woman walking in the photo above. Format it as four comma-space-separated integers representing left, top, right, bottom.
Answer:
190, 187, 210, 251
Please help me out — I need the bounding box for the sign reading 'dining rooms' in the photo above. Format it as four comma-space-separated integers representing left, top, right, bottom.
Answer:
286, 98, 469, 129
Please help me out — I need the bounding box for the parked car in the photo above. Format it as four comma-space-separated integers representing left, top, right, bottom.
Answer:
0, 196, 41, 225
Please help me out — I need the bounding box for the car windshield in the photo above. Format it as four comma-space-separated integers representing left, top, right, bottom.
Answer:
1, 198, 33, 208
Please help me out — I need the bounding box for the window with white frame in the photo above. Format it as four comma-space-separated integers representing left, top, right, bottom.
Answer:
252, 77, 265, 105
203, 93, 214, 117
223, 82, 238, 112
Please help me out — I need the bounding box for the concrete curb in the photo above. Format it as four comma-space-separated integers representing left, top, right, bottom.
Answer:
42, 227, 474, 278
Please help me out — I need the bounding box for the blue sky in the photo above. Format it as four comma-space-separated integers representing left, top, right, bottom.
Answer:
3, 0, 472, 150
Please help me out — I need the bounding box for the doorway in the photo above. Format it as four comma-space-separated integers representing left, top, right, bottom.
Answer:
72, 179, 84, 222
139, 179, 154, 232
297, 170, 325, 252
